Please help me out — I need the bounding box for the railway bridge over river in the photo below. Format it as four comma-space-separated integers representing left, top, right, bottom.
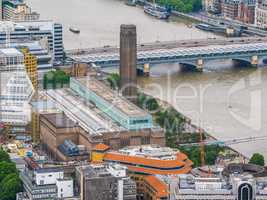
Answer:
66, 38, 267, 72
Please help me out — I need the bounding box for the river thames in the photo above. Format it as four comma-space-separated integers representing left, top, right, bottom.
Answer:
27, 0, 267, 160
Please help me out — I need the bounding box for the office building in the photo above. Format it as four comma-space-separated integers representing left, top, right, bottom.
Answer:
255, 0, 267, 28
148, 163, 267, 200
98, 145, 193, 175
222, 0, 240, 19
0, 38, 53, 74
0, 21, 63, 62
120, 24, 137, 102
238, 0, 256, 24
21, 48, 38, 89
0, 48, 34, 130
91, 145, 192, 199
3, 0, 39, 21
76, 163, 136, 200
20, 166, 74, 200
11, 39, 53, 71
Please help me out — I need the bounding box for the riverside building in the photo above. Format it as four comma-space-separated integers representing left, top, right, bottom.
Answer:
40, 77, 165, 154
3, 0, 40, 21
0, 21, 63, 62
255, 0, 267, 28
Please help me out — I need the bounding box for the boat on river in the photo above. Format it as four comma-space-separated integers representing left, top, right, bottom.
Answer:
144, 4, 170, 19
69, 27, 80, 34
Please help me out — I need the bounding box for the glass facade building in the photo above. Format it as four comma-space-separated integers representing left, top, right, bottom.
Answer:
0, 48, 34, 126
70, 77, 154, 130
0, 21, 63, 62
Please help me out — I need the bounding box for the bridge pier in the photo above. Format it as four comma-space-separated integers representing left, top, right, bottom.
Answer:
251, 55, 258, 67
232, 56, 258, 68
143, 63, 150, 76
180, 59, 204, 72
196, 59, 204, 72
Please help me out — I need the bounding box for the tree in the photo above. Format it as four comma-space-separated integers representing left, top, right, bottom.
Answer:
43, 70, 70, 89
107, 73, 120, 90
0, 173, 22, 200
137, 93, 159, 112
43, 74, 48, 89
0, 161, 18, 181
249, 153, 265, 166
0, 149, 11, 163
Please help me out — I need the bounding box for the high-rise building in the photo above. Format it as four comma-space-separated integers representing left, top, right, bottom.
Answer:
119, 24, 137, 103
0, 48, 34, 130
0, 21, 63, 62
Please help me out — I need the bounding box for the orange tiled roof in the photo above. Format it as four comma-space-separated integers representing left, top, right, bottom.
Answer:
94, 143, 110, 151
103, 152, 191, 169
144, 176, 168, 197
127, 165, 192, 175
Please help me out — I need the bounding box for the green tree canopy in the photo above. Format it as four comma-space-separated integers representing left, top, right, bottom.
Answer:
157, 0, 202, 13
0, 161, 18, 181
0, 149, 11, 163
107, 73, 120, 90
0, 173, 22, 200
43, 70, 70, 89
249, 153, 265, 166
137, 93, 159, 112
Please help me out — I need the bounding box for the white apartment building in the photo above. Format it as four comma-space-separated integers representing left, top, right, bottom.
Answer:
20, 167, 74, 200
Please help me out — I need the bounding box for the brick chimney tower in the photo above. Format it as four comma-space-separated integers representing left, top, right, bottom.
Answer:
120, 24, 137, 103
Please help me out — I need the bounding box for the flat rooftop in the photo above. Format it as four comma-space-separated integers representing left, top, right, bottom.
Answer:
75, 77, 149, 117
46, 88, 125, 135
41, 113, 77, 129
0, 20, 54, 32
115, 145, 181, 161
0, 48, 23, 57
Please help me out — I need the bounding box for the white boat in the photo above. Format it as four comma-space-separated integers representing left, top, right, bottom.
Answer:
69, 27, 80, 34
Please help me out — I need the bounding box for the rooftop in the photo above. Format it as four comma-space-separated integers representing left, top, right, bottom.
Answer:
0, 48, 23, 57
116, 145, 184, 160
41, 113, 77, 129
0, 20, 55, 32
46, 88, 125, 135
94, 143, 110, 151
103, 145, 193, 174
75, 77, 149, 117
145, 176, 168, 197
35, 167, 64, 174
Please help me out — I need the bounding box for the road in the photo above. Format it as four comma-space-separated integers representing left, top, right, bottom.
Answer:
188, 12, 267, 36
66, 37, 267, 57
